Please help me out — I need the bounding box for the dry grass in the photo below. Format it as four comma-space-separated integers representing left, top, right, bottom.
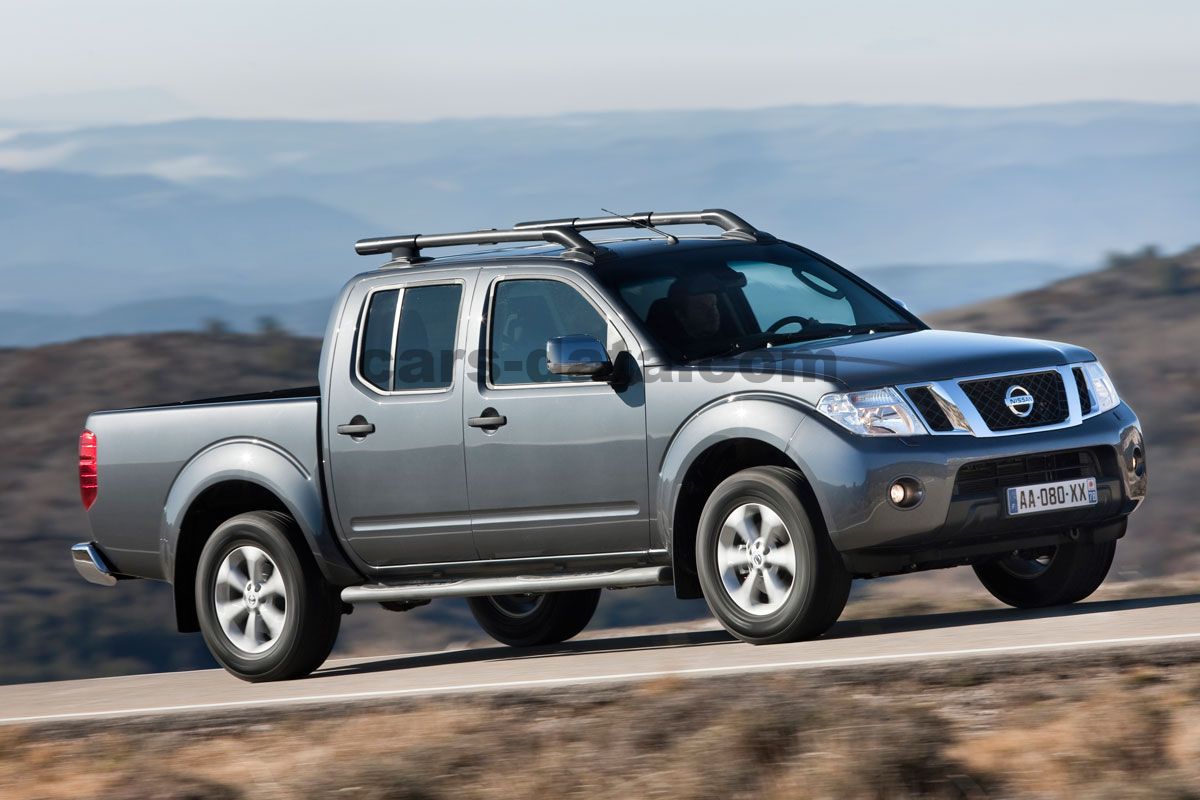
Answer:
4, 648, 1200, 800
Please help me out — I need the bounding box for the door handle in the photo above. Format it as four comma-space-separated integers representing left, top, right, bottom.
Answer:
337, 415, 376, 437
467, 408, 507, 429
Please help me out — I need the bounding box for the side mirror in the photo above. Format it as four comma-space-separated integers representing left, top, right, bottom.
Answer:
547, 334, 613, 379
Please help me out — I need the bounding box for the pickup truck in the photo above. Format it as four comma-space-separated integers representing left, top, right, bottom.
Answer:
73, 209, 1148, 681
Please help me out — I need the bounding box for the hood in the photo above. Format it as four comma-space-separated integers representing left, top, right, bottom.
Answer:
708, 329, 1094, 391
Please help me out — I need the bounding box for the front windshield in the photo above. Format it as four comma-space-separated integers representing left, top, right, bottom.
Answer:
598, 242, 919, 362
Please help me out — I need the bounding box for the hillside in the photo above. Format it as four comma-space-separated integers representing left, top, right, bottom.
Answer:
0, 245, 1194, 682
930, 245, 1200, 576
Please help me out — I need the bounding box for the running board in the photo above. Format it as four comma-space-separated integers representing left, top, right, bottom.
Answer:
341, 566, 672, 605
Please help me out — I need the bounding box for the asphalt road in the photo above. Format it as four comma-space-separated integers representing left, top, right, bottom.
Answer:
2, 593, 1197, 725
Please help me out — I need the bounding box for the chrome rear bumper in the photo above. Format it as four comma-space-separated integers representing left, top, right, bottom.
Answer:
71, 542, 118, 587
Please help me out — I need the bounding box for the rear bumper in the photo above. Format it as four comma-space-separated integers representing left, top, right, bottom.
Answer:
71, 542, 119, 587
799, 403, 1146, 572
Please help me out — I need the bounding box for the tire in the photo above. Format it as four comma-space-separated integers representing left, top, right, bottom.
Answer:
695, 466, 850, 645
973, 537, 1116, 609
467, 589, 600, 647
195, 511, 342, 682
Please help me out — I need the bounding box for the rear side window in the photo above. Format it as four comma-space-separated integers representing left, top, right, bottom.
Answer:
394, 284, 462, 390
489, 278, 608, 385
358, 283, 463, 392
360, 289, 399, 390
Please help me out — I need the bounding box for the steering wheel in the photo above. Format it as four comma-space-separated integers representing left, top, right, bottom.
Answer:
766, 315, 813, 334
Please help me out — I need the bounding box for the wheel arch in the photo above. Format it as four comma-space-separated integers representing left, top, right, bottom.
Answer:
163, 439, 360, 632
657, 395, 827, 599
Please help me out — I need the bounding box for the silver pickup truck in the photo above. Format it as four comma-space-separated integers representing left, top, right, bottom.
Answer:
73, 209, 1147, 681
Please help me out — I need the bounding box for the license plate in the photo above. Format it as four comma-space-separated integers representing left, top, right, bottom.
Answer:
1006, 477, 1097, 516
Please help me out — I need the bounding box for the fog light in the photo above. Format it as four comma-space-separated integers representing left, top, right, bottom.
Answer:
888, 477, 924, 509
1131, 445, 1145, 477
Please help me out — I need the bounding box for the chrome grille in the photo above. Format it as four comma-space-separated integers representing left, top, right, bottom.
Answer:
958, 370, 1069, 432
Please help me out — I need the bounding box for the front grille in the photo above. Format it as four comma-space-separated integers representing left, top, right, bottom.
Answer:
1073, 367, 1093, 415
905, 386, 954, 432
953, 449, 1100, 497
959, 370, 1068, 431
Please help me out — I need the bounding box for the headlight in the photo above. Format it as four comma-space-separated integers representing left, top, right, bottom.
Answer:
816, 388, 928, 436
1080, 361, 1120, 413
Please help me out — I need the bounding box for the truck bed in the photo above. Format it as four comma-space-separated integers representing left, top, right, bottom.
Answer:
84, 388, 323, 581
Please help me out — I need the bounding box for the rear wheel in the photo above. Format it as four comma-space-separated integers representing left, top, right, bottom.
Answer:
468, 589, 600, 647
195, 511, 341, 682
973, 537, 1116, 609
695, 466, 850, 644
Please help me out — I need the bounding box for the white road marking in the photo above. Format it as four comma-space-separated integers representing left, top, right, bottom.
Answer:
3, 630, 1198, 725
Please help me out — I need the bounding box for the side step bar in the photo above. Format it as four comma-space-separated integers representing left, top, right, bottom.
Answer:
341, 566, 672, 605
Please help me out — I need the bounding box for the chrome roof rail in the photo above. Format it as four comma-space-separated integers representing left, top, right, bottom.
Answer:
355, 209, 767, 267
355, 226, 599, 265
514, 208, 769, 242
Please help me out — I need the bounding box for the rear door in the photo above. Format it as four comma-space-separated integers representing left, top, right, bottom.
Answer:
463, 268, 651, 560
326, 268, 476, 569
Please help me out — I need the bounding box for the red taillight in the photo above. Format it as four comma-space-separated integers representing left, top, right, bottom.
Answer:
79, 429, 98, 510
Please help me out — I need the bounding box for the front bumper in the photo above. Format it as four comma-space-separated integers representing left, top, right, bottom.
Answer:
71, 542, 119, 587
796, 403, 1146, 571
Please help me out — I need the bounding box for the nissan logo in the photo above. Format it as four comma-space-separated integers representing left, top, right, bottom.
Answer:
1004, 385, 1035, 417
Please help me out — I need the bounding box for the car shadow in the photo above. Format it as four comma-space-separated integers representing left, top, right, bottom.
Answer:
313, 628, 737, 679
312, 592, 1200, 679
825, 592, 1200, 640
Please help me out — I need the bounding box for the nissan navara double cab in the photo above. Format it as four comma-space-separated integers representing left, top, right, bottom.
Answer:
73, 209, 1147, 681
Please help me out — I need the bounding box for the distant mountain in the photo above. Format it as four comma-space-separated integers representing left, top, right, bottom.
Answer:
2, 101, 1198, 270
0, 260, 1076, 346
0, 169, 371, 313
0, 295, 335, 347
856, 261, 1074, 313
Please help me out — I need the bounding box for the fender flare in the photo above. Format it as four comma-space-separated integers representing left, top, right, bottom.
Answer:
161, 437, 360, 587
655, 394, 830, 558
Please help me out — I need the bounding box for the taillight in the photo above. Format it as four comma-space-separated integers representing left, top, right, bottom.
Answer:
79, 429, 98, 510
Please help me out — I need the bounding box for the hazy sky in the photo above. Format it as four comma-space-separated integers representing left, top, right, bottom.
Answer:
4, 0, 1200, 122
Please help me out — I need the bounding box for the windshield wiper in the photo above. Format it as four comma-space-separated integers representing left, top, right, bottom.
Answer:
764, 321, 919, 346
686, 322, 919, 362
685, 341, 751, 363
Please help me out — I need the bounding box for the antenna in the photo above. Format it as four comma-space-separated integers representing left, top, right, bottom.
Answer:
600, 207, 679, 245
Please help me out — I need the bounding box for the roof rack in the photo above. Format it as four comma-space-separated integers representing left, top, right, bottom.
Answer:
355, 227, 599, 264
514, 208, 769, 242
354, 208, 768, 267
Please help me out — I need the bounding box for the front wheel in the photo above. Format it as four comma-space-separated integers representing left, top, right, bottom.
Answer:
195, 511, 342, 682
696, 466, 850, 644
468, 589, 600, 647
973, 537, 1116, 609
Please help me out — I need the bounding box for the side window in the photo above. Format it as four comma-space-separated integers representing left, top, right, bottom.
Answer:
359, 289, 399, 391
490, 279, 608, 385
394, 283, 462, 390
358, 283, 463, 392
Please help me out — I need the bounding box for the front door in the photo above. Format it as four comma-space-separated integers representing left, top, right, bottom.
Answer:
326, 271, 476, 569
464, 269, 650, 560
